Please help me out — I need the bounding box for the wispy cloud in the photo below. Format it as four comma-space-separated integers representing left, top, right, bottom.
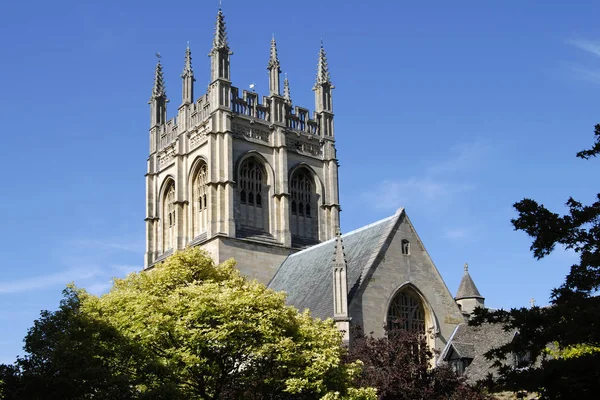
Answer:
364, 140, 487, 211
0, 268, 101, 294
563, 38, 600, 84
566, 39, 600, 58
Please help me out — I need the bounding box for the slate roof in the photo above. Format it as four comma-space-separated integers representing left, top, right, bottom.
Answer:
268, 209, 402, 320
455, 268, 484, 300
441, 323, 516, 384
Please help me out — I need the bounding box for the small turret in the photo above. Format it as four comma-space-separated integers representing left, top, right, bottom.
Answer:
267, 35, 281, 96
455, 263, 485, 319
181, 44, 195, 105
332, 230, 350, 343
149, 54, 168, 128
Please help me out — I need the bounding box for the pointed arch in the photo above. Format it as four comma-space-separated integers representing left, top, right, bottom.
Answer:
385, 283, 440, 342
160, 178, 176, 253
189, 157, 209, 239
288, 164, 322, 246
235, 152, 272, 234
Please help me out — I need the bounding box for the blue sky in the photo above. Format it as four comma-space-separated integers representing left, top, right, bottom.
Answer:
1, 0, 599, 363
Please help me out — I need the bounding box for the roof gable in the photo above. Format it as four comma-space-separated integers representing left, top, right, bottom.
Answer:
268, 210, 402, 319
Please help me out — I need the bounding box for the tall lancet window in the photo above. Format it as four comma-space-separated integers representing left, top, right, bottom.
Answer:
290, 168, 318, 245
387, 287, 426, 334
238, 158, 268, 232
192, 163, 208, 238
162, 182, 176, 252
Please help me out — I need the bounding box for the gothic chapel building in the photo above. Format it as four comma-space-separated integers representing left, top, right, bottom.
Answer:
144, 7, 485, 357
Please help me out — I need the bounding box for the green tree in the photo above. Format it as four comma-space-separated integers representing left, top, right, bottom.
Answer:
1, 248, 375, 400
471, 126, 600, 399
0, 286, 141, 400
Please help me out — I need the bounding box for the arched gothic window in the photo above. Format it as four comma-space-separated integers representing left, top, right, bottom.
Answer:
192, 163, 208, 237
290, 168, 318, 244
162, 182, 176, 251
238, 158, 267, 232
387, 288, 426, 334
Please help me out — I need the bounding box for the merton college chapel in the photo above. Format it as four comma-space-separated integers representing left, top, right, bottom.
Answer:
143, 6, 498, 373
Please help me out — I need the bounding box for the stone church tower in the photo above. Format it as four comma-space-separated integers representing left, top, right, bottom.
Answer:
145, 7, 340, 283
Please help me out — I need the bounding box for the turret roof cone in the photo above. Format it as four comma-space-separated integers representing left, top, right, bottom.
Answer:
455, 263, 484, 300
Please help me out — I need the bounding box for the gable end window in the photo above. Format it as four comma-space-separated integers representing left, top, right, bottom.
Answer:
401, 239, 410, 255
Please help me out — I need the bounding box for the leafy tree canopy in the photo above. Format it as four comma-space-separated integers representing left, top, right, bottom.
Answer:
471, 125, 600, 399
1, 248, 376, 400
346, 327, 491, 400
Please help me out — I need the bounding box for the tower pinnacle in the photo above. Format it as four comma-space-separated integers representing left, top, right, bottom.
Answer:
315, 40, 332, 87
182, 44, 194, 77
267, 35, 281, 95
212, 7, 230, 52
181, 44, 195, 105
283, 73, 291, 103
151, 53, 166, 99
267, 35, 280, 70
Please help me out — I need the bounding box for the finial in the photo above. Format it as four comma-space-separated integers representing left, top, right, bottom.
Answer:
315, 40, 332, 86
267, 34, 280, 70
219, 0, 222, 9
333, 229, 347, 265
151, 52, 166, 99
211, 5, 230, 52
182, 43, 194, 77
464, 263, 468, 272
283, 73, 291, 102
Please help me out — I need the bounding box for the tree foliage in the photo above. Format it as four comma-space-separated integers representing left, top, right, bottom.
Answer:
471, 125, 600, 399
345, 327, 491, 400
1, 248, 376, 400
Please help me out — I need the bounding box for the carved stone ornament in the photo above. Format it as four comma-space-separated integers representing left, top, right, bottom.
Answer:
158, 142, 177, 169
285, 136, 323, 157
232, 123, 270, 143
189, 125, 209, 149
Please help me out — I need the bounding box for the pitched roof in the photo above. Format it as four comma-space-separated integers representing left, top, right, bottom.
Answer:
455, 265, 484, 300
268, 210, 402, 320
441, 323, 516, 383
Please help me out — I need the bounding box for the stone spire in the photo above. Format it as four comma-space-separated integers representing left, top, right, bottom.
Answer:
151, 54, 166, 99
149, 54, 167, 128
267, 35, 281, 96
181, 44, 195, 105
313, 40, 334, 132
209, 6, 232, 83
267, 35, 280, 70
332, 230, 350, 343
283, 73, 291, 103
212, 6, 230, 52
315, 40, 332, 87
